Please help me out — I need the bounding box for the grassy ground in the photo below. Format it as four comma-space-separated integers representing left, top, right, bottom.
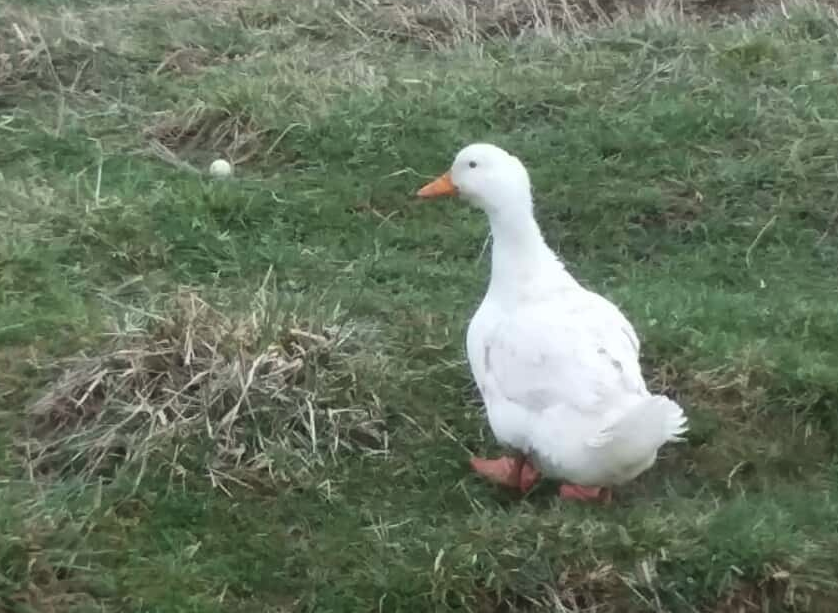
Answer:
2, 0, 838, 611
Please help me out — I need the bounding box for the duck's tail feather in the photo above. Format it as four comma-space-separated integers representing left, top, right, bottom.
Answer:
586, 395, 688, 453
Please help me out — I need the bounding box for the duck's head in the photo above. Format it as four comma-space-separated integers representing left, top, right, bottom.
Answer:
416, 143, 533, 216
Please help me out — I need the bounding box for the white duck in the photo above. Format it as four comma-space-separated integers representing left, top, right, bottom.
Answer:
417, 143, 687, 502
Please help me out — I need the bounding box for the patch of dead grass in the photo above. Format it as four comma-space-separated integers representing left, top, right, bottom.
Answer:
227, 0, 623, 51
707, 573, 833, 613
0, 13, 55, 89
22, 283, 388, 493
378, 0, 616, 44
237, 0, 779, 51
143, 103, 279, 169
4, 0, 833, 103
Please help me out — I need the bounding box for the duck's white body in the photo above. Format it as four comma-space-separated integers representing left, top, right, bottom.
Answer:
466, 238, 683, 487
420, 143, 687, 491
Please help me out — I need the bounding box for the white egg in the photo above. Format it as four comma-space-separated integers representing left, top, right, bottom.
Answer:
209, 159, 232, 178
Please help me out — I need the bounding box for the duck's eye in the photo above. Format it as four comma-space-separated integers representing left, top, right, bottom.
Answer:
468, 161, 477, 169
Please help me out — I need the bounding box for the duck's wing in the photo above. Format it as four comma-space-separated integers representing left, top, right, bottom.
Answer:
482, 291, 646, 415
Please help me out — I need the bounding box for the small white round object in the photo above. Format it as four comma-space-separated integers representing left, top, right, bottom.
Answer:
209, 159, 232, 178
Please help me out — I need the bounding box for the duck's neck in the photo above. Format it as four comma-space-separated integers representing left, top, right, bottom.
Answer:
485, 206, 564, 301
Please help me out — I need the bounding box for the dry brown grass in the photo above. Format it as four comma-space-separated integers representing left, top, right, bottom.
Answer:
0, 0, 770, 93
22, 282, 388, 493
143, 104, 278, 170
242, 0, 777, 50
707, 573, 831, 613
0, 0, 817, 99
327, 0, 617, 45
0, 13, 54, 89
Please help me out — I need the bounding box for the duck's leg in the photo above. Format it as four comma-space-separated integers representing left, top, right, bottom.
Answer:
470, 454, 540, 493
558, 484, 612, 503
516, 455, 540, 493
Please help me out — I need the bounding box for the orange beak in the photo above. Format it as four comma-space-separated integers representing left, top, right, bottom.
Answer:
416, 172, 458, 198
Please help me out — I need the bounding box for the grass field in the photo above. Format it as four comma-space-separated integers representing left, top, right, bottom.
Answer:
2, 0, 838, 611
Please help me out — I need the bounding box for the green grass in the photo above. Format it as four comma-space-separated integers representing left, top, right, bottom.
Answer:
2, 0, 838, 611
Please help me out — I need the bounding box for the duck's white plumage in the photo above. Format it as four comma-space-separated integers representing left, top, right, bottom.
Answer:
432, 143, 687, 488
